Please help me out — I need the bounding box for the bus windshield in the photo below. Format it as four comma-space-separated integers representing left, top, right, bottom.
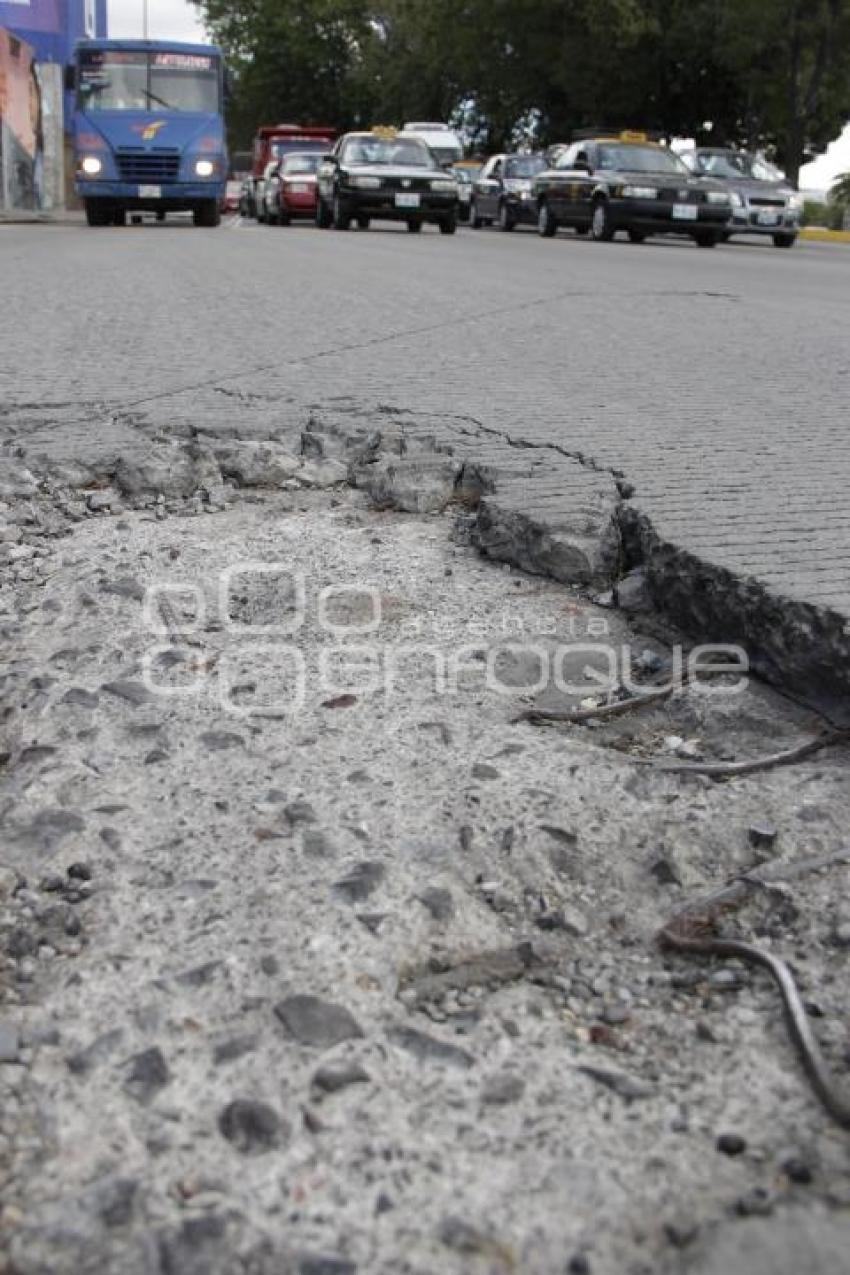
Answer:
78, 49, 220, 113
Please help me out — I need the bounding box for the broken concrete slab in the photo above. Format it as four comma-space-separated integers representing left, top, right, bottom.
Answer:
353, 456, 463, 514
473, 473, 621, 589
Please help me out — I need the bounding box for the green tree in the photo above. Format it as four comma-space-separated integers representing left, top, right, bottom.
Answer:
714, 0, 850, 184
193, 0, 850, 174
829, 171, 850, 203
193, 0, 378, 148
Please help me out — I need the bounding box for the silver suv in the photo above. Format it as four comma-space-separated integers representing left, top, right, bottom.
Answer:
679, 148, 802, 248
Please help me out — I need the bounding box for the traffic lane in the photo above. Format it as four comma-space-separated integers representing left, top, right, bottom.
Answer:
1, 218, 848, 418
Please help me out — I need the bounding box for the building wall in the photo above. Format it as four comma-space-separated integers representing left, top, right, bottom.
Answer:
0, 25, 41, 208
0, 1, 91, 210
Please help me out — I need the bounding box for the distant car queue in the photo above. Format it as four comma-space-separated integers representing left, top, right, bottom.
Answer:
238, 126, 803, 250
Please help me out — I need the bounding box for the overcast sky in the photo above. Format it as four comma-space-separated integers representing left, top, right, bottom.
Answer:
107, 1, 847, 189
108, 0, 206, 43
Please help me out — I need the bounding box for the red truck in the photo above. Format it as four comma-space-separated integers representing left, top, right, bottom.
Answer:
248, 124, 337, 221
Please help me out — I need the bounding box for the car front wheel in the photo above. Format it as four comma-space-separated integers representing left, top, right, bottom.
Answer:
194, 201, 221, 228
537, 201, 557, 237
407, 218, 423, 233
590, 200, 615, 241
694, 231, 718, 248
498, 201, 516, 232
773, 233, 796, 248
332, 194, 351, 230
439, 213, 457, 235
85, 200, 113, 227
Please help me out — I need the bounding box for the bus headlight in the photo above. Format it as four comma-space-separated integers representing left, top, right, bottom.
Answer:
81, 156, 103, 176
195, 159, 215, 178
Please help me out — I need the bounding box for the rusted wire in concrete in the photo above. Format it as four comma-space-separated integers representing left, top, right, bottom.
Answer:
658, 850, 850, 1129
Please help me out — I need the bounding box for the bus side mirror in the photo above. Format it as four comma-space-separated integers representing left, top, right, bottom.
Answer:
64, 64, 76, 93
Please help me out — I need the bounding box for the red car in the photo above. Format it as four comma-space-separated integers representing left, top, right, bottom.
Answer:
261, 152, 324, 224
221, 181, 243, 214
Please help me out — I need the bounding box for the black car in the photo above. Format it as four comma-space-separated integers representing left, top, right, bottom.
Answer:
470, 153, 548, 231
315, 130, 459, 233
534, 134, 732, 247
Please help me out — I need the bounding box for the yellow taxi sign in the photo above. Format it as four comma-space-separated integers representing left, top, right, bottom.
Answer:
619, 129, 649, 142
371, 125, 398, 140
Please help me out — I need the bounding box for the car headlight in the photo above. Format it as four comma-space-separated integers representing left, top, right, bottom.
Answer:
728, 190, 745, 207
787, 192, 803, 211
195, 159, 216, 178
706, 190, 730, 204
431, 178, 457, 192
621, 185, 658, 199
81, 155, 103, 176
352, 175, 382, 189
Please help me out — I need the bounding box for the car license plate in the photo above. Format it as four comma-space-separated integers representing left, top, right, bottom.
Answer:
672, 204, 698, 221
139, 185, 161, 199
289, 183, 309, 194
395, 193, 420, 208
758, 210, 780, 225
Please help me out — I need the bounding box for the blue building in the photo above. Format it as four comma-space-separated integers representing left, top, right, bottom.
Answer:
0, 1, 108, 67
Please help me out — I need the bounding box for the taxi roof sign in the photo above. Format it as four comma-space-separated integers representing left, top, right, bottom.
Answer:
572, 126, 664, 144
371, 125, 398, 139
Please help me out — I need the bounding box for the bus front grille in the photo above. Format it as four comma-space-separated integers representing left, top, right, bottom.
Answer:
116, 149, 181, 184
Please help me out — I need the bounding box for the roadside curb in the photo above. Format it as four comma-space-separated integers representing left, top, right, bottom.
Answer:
0, 212, 83, 226
800, 227, 850, 244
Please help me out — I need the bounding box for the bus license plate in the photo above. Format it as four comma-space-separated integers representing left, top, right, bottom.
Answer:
139, 185, 161, 199
395, 193, 420, 208
672, 204, 698, 221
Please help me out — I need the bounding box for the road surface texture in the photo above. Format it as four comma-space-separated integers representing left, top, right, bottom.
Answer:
1, 220, 849, 1275
3, 218, 850, 714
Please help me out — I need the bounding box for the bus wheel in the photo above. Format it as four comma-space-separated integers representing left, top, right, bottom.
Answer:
194, 201, 221, 228
85, 200, 113, 227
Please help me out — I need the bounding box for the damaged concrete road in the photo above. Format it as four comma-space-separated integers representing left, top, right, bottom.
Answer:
1, 426, 850, 1275
2, 225, 850, 1274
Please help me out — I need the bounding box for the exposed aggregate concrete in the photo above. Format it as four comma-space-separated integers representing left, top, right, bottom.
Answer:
1, 418, 849, 1274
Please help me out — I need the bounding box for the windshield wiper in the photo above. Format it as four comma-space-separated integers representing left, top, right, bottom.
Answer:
143, 89, 176, 111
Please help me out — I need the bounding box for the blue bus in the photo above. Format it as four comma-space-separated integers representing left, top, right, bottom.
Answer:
69, 39, 228, 227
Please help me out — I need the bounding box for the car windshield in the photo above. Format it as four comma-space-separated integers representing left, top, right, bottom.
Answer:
271, 140, 330, 158
78, 49, 219, 113
505, 156, 546, 178
281, 154, 322, 175
341, 138, 437, 168
695, 151, 784, 182
596, 144, 687, 174
429, 146, 462, 165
